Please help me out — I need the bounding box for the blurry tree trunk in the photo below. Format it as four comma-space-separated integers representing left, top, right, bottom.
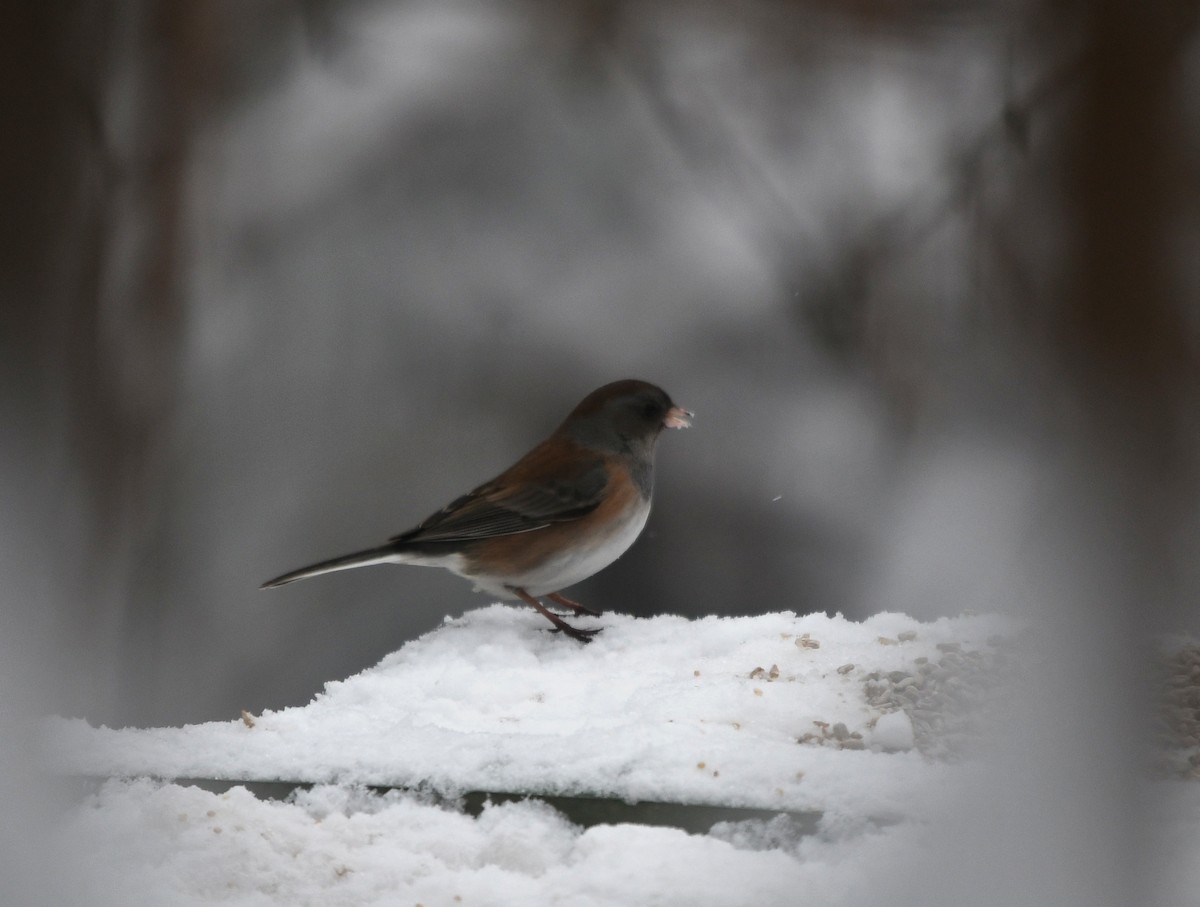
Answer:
84, 3, 213, 722
2, 3, 214, 721
1059, 3, 1197, 631
1051, 0, 1197, 899
1, 4, 118, 712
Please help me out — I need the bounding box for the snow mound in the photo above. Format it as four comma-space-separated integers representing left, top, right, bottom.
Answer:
48, 607, 1017, 823
44, 609, 1200, 907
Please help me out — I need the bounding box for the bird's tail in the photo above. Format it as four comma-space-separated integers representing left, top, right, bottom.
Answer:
260, 544, 402, 589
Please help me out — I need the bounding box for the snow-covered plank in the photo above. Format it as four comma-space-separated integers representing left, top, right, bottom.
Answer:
47, 607, 1017, 824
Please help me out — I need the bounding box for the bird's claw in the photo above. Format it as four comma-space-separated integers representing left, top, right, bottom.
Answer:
548, 625, 602, 644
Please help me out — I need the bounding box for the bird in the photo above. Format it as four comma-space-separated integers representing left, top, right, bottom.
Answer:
261, 379, 692, 642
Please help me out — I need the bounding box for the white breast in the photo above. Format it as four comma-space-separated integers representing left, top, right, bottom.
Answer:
469, 498, 651, 599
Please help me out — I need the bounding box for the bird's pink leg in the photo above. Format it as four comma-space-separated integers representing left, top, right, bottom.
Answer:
547, 592, 602, 618
509, 587, 601, 643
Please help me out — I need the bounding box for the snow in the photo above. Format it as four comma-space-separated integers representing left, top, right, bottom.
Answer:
49, 607, 1013, 820
64, 782, 820, 907
45, 607, 1200, 906
58, 774, 1200, 907
868, 708, 914, 752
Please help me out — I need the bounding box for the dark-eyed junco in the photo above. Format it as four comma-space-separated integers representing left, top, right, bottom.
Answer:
262, 379, 691, 642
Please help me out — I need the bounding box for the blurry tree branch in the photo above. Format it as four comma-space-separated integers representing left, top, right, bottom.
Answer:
1049, 0, 1198, 896
2, 2, 218, 720
1058, 0, 1198, 619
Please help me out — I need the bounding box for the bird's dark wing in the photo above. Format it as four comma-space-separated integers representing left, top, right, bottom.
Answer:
390, 447, 608, 544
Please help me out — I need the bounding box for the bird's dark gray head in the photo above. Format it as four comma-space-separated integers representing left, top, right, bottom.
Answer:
557, 380, 691, 459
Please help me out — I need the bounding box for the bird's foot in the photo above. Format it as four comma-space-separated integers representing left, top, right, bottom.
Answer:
547, 591, 602, 618
510, 587, 603, 644
548, 625, 602, 643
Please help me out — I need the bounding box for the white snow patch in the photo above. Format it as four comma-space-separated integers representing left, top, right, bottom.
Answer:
43, 608, 1200, 906
869, 709, 915, 753
48, 608, 1015, 821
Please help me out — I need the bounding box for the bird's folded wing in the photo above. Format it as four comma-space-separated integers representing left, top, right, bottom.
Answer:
390, 452, 608, 543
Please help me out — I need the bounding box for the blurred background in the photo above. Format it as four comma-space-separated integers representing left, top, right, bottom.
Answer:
6, 0, 1199, 722
3, 0, 1199, 898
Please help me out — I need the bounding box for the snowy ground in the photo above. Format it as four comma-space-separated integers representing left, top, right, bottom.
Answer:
45, 607, 1200, 906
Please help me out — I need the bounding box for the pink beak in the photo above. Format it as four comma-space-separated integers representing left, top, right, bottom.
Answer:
664, 405, 693, 429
